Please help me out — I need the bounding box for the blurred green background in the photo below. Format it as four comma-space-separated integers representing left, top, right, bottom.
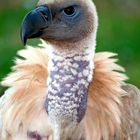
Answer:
0, 0, 140, 94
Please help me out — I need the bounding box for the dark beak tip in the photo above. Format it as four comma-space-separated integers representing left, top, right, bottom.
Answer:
22, 37, 27, 46
21, 28, 27, 46
20, 5, 51, 47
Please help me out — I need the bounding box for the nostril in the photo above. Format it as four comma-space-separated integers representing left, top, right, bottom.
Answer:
40, 11, 49, 21
36, 6, 50, 22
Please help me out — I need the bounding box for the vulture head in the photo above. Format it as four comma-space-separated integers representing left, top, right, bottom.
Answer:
21, 0, 98, 45
21, 0, 98, 139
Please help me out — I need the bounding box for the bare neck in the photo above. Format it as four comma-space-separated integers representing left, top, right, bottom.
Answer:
45, 36, 96, 140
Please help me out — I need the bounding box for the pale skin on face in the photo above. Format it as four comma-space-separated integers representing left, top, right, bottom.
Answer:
36, 0, 97, 45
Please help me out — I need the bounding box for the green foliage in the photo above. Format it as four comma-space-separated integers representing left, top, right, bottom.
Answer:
95, 0, 140, 89
0, 0, 140, 94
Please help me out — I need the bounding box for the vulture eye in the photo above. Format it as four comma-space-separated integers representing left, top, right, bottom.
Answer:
63, 6, 76, 17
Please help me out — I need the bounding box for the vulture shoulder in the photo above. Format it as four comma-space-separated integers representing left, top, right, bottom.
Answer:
0, 46, 52, 139
120, 84, 140, 140
84, 52, 140, 140
0, 46, 140, 140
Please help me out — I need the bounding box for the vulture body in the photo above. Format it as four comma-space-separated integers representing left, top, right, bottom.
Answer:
0, 0, 140, 140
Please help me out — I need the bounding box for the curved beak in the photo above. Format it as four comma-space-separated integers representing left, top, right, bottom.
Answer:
21, 6, 51, 46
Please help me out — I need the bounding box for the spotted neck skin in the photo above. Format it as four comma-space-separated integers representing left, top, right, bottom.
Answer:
45, 35, 96, 139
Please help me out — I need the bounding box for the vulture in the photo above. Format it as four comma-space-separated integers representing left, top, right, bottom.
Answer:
0, 0, 140, 139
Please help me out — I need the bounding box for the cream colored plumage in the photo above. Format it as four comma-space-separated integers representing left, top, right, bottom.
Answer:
0, 0, 140, 140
